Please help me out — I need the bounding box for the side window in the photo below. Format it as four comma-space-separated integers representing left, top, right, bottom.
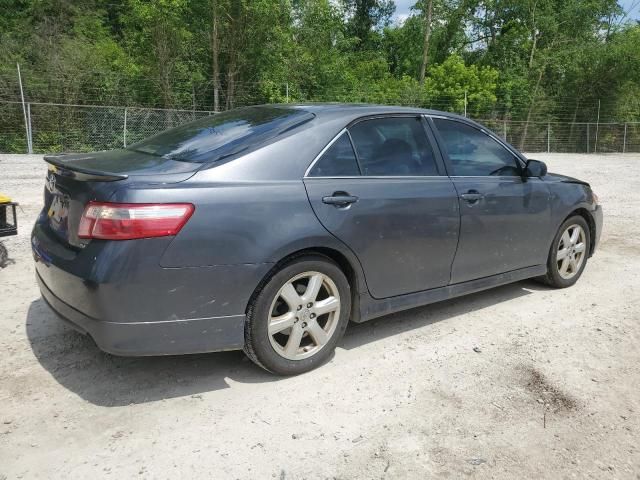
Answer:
348, 117, 439, 176
433, 118, 521, 176
308, 132, 360, 177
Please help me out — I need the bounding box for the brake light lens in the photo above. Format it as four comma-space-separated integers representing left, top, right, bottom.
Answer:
78, 202, 195, 240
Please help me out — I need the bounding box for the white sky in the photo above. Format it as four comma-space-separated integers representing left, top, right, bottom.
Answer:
392, 0, 640, 23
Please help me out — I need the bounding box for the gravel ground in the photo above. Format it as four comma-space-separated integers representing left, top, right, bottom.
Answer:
0, 153, 639, 479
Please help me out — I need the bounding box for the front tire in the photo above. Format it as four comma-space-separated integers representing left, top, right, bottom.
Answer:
244, 255, 351, 375
539, 215, 590, 288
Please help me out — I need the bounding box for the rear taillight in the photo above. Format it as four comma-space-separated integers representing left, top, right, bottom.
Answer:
78, 202, 195, 240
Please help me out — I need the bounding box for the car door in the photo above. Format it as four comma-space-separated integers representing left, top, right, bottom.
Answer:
304, 115, 460, 299
429, 116, 552, 284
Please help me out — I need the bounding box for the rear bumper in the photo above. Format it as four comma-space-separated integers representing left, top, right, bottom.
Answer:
31, 216, 269, 356
37, 270, 246, 356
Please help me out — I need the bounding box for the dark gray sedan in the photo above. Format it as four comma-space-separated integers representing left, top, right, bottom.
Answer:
32, 104, 602, 375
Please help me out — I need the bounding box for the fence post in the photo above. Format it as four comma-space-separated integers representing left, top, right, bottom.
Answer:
285, 83, 289, 104
503, 119, 507, 141
587, 123, 590, 153
16, 63, 32, 154
123, 107, 128, 148
27, 102, 33, 153
594, 99, 601, 154
623, 123, 627, 154
547, 122, 551, 153
464, 90, 467, 117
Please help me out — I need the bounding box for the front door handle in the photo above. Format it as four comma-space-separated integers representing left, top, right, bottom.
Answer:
322, 193, 359, 207
460, 190, 484, 203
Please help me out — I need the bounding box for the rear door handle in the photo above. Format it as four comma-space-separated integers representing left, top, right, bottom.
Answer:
460, 191, 484, 203
322, 194, 359, 207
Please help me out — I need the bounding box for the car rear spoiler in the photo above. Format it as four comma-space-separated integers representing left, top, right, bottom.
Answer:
44, 154, 128, 182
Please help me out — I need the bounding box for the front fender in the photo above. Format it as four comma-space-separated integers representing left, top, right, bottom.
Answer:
546, 179, 599, 250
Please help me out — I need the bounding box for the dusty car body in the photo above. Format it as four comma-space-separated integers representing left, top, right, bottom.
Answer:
32, 104, 602, 374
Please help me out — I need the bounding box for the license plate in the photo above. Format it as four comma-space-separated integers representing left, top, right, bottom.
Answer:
48, 193, 70, 236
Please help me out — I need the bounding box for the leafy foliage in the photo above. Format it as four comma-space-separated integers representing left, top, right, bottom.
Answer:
0, 0, 638, 122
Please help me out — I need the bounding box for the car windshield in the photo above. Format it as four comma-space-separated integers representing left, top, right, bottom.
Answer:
128, 106, 315, 163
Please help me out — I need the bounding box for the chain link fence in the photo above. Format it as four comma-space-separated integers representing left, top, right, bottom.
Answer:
0, 101, 213, 153
1, 99, 639, 154
481, 119, 640, 153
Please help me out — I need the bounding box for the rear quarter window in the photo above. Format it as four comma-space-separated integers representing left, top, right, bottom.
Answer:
308, 132, 360, 177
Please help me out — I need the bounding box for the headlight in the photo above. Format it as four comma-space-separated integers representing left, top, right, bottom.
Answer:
591, 191, 599, 205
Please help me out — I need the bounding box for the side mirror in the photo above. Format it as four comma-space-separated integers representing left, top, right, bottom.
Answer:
524, 159, 547, 178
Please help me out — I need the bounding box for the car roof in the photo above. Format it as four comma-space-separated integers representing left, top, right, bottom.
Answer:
252, 103, 469, 125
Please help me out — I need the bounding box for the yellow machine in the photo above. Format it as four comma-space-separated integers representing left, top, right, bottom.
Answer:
0, 194, 18, 268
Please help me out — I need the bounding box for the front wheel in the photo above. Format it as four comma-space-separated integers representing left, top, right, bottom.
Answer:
539, 215, 591, 288
244, 255, 351, 375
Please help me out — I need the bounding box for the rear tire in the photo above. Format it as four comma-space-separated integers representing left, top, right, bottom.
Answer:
244, 255, 351, 375
0, 242, 8, 268
538, 215, 590, 288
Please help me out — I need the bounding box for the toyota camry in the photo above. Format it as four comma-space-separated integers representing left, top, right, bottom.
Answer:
32, 104, 603, 375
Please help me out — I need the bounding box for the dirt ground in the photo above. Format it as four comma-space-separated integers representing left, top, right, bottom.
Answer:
0, 153, 639, 479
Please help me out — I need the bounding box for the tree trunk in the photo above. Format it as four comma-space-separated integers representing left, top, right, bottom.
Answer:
225, 63, 236, 110
519, 67, 544, 150
528, 31, 537, 69
211, 0, 221, 112
419, 0, 433, 85
152, 21, 175, 121
528, 0, 538, 69
224, 2, 243, 110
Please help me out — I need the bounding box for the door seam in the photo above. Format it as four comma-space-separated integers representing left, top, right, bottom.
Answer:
301, 179, 372, 295
448, 178, 463, 286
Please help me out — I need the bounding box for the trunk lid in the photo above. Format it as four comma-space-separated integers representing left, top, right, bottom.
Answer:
43, 149, 200, 248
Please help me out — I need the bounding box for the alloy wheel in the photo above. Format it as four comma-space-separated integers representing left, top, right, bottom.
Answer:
268, 271, 341, 361
556, 224, 587, 280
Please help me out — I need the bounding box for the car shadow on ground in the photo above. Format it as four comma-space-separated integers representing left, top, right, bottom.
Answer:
26, 280, 549, 407
341, 280, 546, 350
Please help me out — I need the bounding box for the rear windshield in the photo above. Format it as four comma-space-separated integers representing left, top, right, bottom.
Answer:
127, 106, 315, 163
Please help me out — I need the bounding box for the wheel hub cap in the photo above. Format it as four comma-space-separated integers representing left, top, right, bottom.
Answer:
556, 224, 586, 280
267, 271, 341, 361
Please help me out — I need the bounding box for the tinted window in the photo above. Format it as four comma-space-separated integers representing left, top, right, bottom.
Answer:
433, 118, 521, 176
308, 132, 360, 177
128, 106, 315, 163
348, 117, 438, 176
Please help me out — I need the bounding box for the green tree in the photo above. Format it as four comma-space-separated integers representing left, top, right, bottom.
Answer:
123, 0, 194, 109
424, 54, 498, 114
0, 0, 638, 155
343, 0, 396, 49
